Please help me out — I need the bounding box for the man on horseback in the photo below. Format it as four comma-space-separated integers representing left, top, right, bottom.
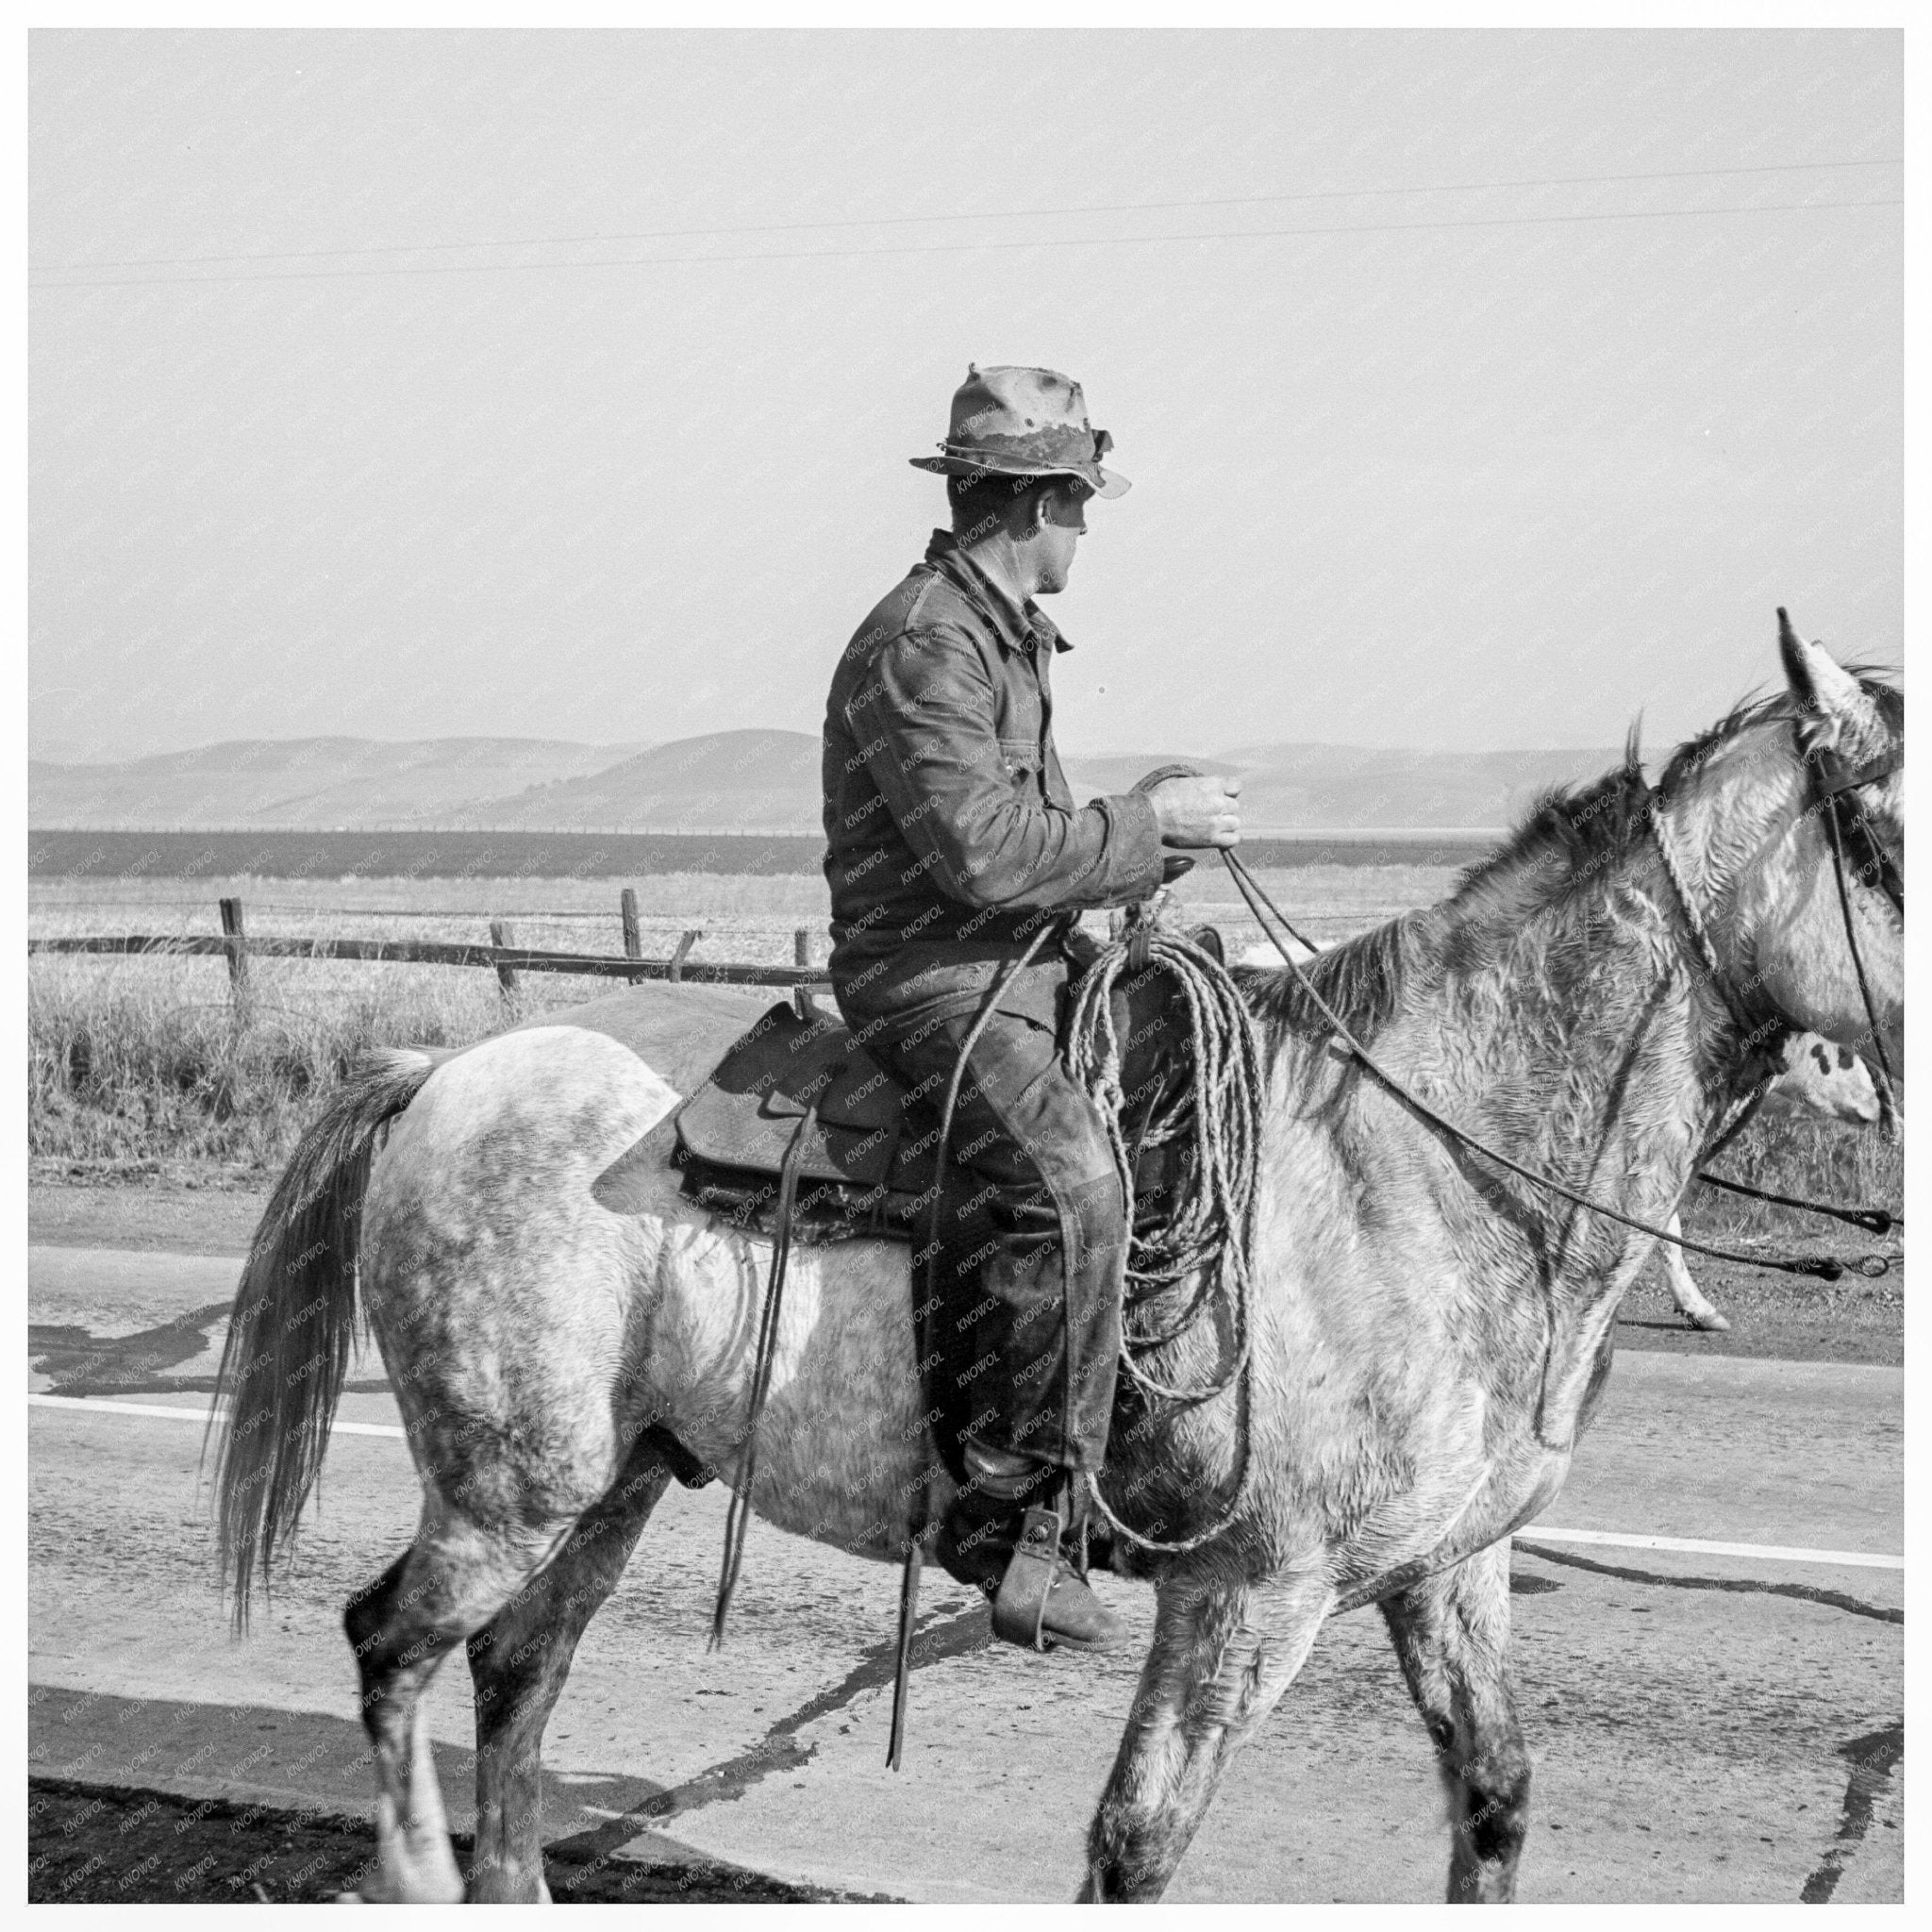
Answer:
822, 364, 1241, 1651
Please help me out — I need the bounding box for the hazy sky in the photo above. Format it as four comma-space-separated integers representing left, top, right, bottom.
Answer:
30, 29, 1901, 763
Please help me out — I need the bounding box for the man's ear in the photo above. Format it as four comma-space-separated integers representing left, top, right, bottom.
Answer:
1778, 608, 1882, 757
1031, 478, 1079, 529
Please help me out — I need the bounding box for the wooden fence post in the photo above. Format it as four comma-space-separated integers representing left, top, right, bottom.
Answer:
668, 929, 701, 984
218, 896, 251, 1023
794, 928, 811, 971
620, 889, 644, 985
489, 919, 521, 1008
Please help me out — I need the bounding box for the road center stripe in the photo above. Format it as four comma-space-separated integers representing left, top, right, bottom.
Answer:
1519, 1525, 1902, 1571
29, 1394, 1904, 1574
29, 1392, 407, 1440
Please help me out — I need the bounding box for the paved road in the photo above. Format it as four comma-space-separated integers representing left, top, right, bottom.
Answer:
28, 1245, 1904, 1904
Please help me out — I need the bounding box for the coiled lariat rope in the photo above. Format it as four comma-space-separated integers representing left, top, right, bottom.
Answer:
1065, 922, 1266, 1555
1066, 925, 1265, 1393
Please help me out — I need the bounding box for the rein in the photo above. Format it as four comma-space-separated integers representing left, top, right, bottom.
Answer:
1220, 844, 1891, 1285
1694, 1169, 1899, 1238
1675, 1073, 1899, 1233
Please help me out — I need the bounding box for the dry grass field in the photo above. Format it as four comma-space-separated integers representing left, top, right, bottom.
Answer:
27, 869, 1901, 1268
29, 873, 838, 1174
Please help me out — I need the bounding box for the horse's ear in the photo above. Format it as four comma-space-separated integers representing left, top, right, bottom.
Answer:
1777, 608, 1880, 755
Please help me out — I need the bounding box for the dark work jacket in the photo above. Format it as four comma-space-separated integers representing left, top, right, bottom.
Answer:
823, 529, 1165, 1029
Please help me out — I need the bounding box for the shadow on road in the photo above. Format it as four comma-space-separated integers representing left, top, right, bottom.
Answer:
27, 1683, 891, 1904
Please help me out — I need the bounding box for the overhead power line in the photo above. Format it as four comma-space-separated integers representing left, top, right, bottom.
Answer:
31, 155, 1901, 275
30, 194, 1902, 292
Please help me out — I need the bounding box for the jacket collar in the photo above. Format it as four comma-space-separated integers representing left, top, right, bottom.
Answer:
923, 529, 1072, 654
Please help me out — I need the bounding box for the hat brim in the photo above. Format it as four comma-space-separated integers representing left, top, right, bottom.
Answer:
909, 454, 1129, 500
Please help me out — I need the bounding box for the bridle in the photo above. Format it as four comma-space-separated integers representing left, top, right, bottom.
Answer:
1815, 745, 1906, 915
1808, 739, 1903, 1097
1648, 716, 1901, 1093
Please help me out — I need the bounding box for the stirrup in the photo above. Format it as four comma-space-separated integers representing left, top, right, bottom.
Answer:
991, 1504, 1064, 1651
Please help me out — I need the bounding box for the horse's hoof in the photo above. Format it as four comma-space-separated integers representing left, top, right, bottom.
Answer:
1691, 1311, 1731, 1332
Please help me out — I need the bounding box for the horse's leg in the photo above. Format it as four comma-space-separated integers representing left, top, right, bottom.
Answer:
343, 1511, 572, 1904
463, 1438, 677, 1903
1083, 1563, 1333, 1901
1661, 1213, 1729, 1330
1381, 1539, 1531, 1904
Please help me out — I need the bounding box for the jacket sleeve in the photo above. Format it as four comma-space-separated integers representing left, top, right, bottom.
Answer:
842, 624, 1167, 911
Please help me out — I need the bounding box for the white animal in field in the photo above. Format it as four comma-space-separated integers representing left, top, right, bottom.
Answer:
1241, 942, 1880, 1333
1660, 1033, 1883, 1331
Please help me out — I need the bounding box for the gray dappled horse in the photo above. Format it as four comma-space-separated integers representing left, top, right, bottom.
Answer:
212, 628, 1902, 1903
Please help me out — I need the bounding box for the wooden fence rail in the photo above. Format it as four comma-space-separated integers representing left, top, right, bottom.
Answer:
28, 891, 833, 1008
27, 931, 833, 988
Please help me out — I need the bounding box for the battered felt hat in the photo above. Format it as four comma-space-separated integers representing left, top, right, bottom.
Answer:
909, 363, 1130, 499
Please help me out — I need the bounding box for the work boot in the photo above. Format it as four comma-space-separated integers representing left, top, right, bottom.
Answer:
935, 1475, 1124, 1653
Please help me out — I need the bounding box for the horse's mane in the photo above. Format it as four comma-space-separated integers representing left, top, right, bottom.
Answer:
1239, 909, 1438, 1045
1239, 755, 1654, 1049
1238, 666, 1903, 1050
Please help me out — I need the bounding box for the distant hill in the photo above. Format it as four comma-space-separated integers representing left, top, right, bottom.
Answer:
28, 735, 651, 829
443, 733, 1616, 833
444, 729, 825, 831
1214, 743, 1620, 832
29, 728, 1622, 834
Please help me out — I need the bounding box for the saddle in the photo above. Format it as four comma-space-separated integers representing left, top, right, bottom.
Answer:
672, 934, 1221, 1244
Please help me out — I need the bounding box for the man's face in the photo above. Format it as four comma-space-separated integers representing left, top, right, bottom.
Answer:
1028, 479, 1091, 595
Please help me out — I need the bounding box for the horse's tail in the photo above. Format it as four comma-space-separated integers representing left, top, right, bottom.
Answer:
209, 1045, 441, 1630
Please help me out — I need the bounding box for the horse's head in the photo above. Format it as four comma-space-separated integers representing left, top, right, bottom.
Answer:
1667, 612, 1903, 1065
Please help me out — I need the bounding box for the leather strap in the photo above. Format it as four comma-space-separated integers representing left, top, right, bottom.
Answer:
1811, 743, 1904, 912
1137, 767, 1204, 931
991, 1505, 1064, 1651
886, 1539, 923, 1771
1813, 747, 1902, 800
1132, 761, 1207, 792
709, 1104, 817, 1648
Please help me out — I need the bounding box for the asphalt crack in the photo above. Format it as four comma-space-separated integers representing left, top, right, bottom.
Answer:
1514, 1541, 1903, 1626
1798, 1723, 1903, 1902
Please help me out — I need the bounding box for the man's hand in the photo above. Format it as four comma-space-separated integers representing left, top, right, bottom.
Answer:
1147, 773, 1241, 849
